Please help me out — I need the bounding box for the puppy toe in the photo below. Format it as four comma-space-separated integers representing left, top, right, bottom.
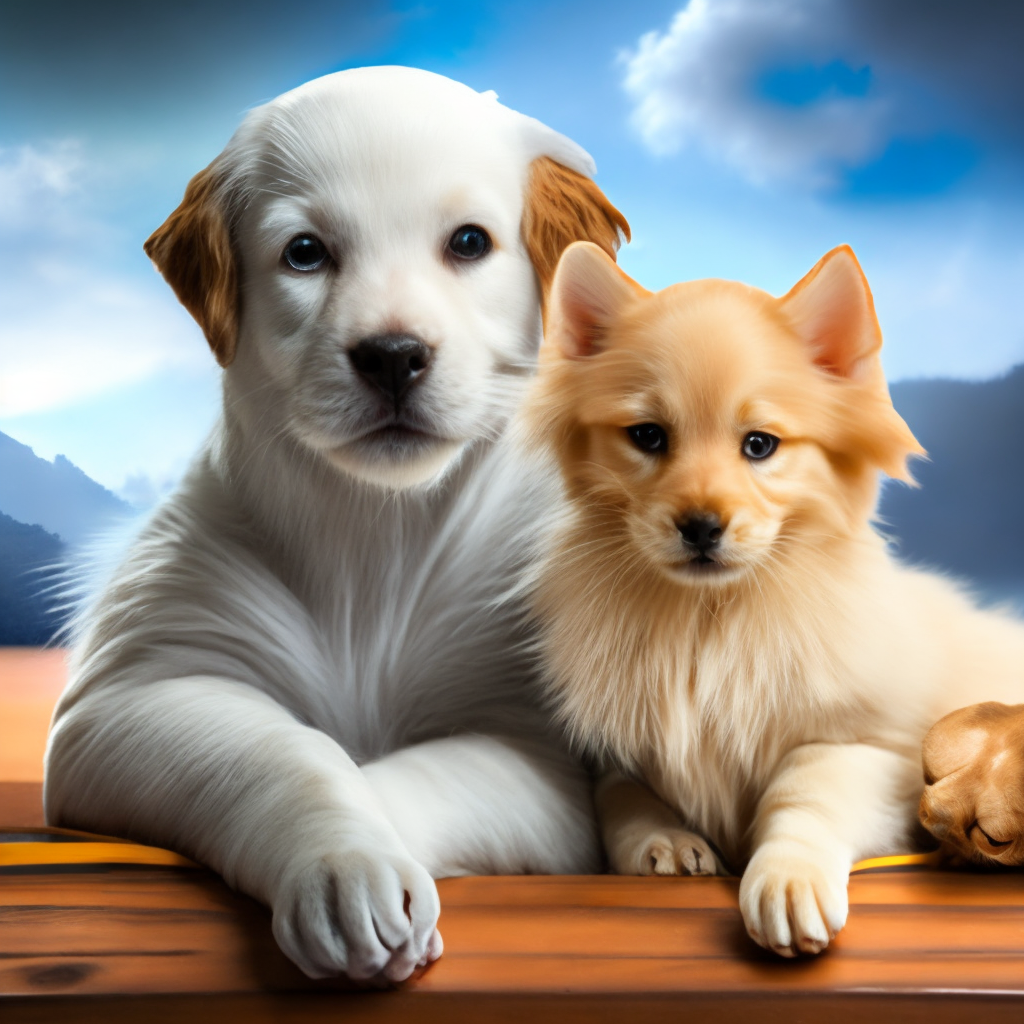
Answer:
789, 880, 831, 954
648, 839, 680, 875
675, 834, 718, 876
427, 928, 444, 961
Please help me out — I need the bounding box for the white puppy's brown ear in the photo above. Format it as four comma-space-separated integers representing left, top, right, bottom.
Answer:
547, 242, 646, 359
144, 165, 238, 367
523, 157, 630, 315
779, 245, 925, 480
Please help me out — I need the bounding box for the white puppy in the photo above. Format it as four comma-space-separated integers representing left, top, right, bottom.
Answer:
44, 67, 628, 982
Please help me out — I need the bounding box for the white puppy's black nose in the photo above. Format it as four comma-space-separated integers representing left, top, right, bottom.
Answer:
349, 335, 432, 401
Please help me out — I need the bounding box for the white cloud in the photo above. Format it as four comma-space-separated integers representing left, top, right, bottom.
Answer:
621, 0, 1024, 189
0, 141, 211, 418
0, 140, 84, 225
620, 0, 889, 188
0, 273, 206, 418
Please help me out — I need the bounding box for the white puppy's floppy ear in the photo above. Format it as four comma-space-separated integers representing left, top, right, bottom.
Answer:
523, 158, 630, 316
144, 165, 238, 367
484, 92, 630, 319
548, 242, 646, 359
510, 109, 597, 179
778, 245, 882, 383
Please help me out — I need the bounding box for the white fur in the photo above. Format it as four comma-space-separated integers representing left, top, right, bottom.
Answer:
44, 68, 600, 982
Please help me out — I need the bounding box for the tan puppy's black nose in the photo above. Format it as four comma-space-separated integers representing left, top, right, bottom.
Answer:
349, 334, 432, 401
678, 515, 723, 554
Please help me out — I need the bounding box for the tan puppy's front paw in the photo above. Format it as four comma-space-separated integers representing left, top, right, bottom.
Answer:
920, 702, 1024, 867
610, 825, 719, 876
739, 841, 848, 957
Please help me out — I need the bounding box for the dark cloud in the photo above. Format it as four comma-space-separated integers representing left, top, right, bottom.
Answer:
848, 0, 1024, 151
0, 0, 395, 142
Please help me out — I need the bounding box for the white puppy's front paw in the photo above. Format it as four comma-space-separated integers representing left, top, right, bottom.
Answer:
610, 825, 720, 877
272, 846, 441, 982
739, 840, 848, 957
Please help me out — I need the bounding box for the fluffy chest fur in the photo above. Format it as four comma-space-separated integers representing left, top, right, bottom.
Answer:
67, 428, 558, 767
254, 439, 556, 759
532, 511, 912, 864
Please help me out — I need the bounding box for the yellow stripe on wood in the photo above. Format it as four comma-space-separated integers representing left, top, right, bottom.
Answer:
0, 840, 199, 869
850, 851, 944, 873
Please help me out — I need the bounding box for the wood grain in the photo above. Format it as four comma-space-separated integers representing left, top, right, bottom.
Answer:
3, 868, 1024, 999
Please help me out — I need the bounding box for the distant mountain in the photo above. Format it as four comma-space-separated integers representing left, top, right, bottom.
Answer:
881, 365, 1024, 607
0, 432, 135, 644
0, 511, 66, 645
0, 430, 131, 546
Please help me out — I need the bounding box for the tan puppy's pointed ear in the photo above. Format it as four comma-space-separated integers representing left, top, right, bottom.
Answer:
548, 242, 646, 359
523, 157, 630, 315
144, 165, 238, 366
780, 245, 924, 480
778, 245, 882, 383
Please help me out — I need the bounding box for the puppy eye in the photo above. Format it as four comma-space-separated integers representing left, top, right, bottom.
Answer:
742, 432, 779, 460
448, 225, 492, 261
626, 423, 668, 455
284, 235, 328, 272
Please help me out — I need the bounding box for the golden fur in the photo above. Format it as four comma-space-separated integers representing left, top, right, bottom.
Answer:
522, 241, 1024, 957
522, 157, 630, 316
920, 702, 1024, 865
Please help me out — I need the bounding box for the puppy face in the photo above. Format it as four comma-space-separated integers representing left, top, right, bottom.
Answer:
234, 89, 538, 488
525, 243, 922, 588
144, 69, 628, 489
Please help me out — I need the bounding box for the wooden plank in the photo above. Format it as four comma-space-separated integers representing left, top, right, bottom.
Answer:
3, 869, 1024, 998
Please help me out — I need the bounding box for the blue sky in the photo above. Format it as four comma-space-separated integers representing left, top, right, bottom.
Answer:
1, 0, 1022, 500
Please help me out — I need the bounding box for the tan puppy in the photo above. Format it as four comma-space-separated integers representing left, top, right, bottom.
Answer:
522, 241, 1024, 958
